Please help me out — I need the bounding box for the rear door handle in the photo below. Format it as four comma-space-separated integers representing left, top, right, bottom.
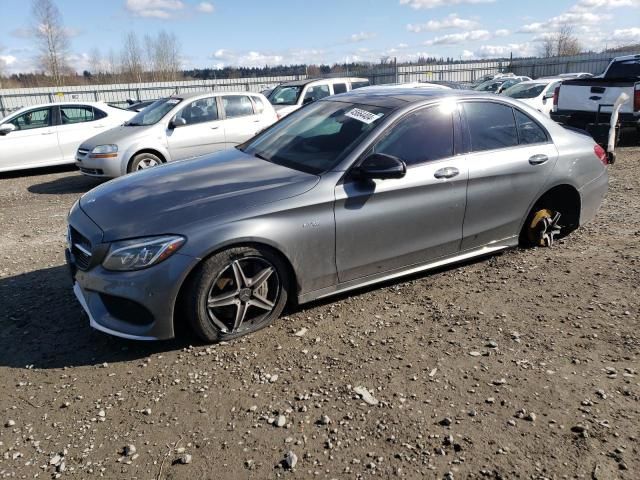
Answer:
529, 154, 548, 165
434, 167, 459, 179
41, 131, 55, 135
210, 126, 219, 130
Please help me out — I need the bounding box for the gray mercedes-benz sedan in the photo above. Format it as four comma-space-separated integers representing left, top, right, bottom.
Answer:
66, 87, 609, 342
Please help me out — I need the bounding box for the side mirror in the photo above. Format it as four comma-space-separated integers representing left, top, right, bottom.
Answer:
302, 96, 314, 105
0, 123, 16, 136
355, 153, 406, 180
170, 117, 187, 128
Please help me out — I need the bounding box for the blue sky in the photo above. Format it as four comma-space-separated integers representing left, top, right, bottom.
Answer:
1, 0, 639, 74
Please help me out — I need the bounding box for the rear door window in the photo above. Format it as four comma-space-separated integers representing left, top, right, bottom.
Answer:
463, 102, 518, 152
222, 95, 255, 118
333, 83, 347, 94
303, 84, 331, 103
351, 80, 370, 89
60, 106, 96, 124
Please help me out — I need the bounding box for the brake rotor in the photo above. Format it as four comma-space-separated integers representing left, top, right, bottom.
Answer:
527, 208, 562, 247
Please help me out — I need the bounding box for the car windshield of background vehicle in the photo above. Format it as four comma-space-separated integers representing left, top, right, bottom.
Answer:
240, 101, 390, 175
503, 83, 546, 99
269, 85, 303, 105
126, 98, 182, 126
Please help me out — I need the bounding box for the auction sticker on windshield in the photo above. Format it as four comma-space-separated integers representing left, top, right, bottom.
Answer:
345, 108, 383, 124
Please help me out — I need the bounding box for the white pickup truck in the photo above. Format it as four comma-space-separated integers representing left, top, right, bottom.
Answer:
551, 54, 640, 132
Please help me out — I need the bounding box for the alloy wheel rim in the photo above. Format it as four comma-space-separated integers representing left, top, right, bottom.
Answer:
206, 257, 279, 334
528, 208, 562, 247
137, 158, 160, 170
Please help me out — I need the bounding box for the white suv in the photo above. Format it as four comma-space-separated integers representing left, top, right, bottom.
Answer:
76, 91, 277, 178
268, 77, 370, 118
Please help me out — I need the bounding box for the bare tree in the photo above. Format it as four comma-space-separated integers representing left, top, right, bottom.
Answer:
145, 30, 182, 82
88, 47, 103, 82
31, 0, 70, 85
539, 24, 583, 57
120, 32, 144, 83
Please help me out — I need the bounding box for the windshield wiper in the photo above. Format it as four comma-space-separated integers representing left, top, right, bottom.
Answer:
125, 121, 142, 126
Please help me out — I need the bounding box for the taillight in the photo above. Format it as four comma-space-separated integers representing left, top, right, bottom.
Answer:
634, 85, 640, 112
553, 86, 560, 110
594, 144, 608, 166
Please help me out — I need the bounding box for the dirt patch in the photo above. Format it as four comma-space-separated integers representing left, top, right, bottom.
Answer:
0, 151, 638, 479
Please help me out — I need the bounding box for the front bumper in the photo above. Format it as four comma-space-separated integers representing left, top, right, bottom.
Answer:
75, 153, 124, 178
67, 246, 198, 341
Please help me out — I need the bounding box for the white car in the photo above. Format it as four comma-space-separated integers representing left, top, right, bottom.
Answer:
268, 77, 370, 118
76, 91, 277, 178
502, 78, 563, 116
0, 102, 134, 173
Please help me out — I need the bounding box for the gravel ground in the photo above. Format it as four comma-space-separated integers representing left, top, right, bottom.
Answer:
0, 147, 638, 479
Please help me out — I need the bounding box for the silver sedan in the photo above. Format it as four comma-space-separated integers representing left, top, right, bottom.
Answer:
66, 87, 609, 343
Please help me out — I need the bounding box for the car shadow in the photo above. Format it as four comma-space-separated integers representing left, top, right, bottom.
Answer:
0, 265, 194, 370
0, 164, 77, 180
28, 174, 105, 195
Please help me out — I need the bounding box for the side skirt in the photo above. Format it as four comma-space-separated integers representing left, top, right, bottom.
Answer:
297, 240, 517, 305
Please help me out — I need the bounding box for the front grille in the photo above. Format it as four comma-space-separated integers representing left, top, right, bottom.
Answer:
77, 148, 90, 156
69, 226, 92, 270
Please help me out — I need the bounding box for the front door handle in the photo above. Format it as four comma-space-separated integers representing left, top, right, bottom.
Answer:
41, 131, 55, 135
529, 154, 549, 165
210, 126, 219, 130
434, 166, 459, 179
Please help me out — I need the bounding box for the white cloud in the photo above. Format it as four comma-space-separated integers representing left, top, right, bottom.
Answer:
349, 32, 376, 43
424, 29, 491, 45
519, 11, 607, 33
400, 0, 494, 9
0, 55, 17, 67
494, 29, 510, 37
471, 43, 537, 58
196, 2, 215, 13
571, 0, 638, 11
407, 14, 479, 32
212, 48, 328, 67
611, 27, 640, 43
125, 0, 185, 19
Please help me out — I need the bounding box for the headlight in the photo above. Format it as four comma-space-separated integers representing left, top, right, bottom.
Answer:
102, 235, 185, 271
89, 144, 118, 158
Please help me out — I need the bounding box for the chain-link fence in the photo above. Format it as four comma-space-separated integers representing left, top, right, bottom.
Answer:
1, 50, 638, 118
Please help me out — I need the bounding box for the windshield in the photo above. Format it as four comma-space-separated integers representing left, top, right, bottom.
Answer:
269, 85, 303, 106
474, 80, 503, 92
240, 100, 390, 175
126, 98, 182, 126
605, 60, 640, 79
503, 83, 546, 99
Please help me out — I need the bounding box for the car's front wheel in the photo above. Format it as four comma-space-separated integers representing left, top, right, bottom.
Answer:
128, 152, 163, 173
185, 247, 290, 343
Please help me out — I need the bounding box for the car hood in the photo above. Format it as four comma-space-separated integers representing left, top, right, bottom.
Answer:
80, 124, 154, 149
272, 104, 299, 116
79, 149, 319, 242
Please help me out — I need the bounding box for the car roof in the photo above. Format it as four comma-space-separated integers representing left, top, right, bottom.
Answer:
324, 87, 478, 109
167, 91, 264, 101
277, 77, 368, 87
1, 101, 120, 120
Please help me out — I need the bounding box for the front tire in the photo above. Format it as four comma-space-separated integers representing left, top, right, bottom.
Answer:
185, 247, 289, 343
128, 152, 162, 173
